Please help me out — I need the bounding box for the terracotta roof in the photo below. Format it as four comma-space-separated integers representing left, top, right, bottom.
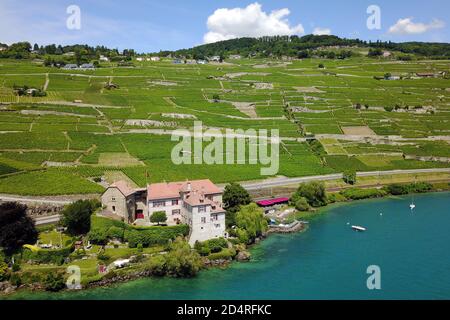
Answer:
110, 180, 135, 197
147, 179, 221, 200
147, 182, 181, 200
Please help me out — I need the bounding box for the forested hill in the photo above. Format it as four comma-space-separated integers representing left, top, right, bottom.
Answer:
168, 35, 450, 59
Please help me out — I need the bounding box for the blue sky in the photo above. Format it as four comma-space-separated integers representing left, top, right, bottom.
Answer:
0, 0, 448, 52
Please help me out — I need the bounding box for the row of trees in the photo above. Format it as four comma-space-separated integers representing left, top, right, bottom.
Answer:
171, 35, 450, 59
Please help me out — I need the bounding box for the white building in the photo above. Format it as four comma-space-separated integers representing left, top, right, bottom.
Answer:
150, 57, 160, 62
101, 179, 226, 245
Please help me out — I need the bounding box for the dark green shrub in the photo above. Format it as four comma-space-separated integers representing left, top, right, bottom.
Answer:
9, 273, 22, 286
43, 272, 66, 292
295, 197, 310, 211
340, 188, 387, 200
208, 248, 236, 261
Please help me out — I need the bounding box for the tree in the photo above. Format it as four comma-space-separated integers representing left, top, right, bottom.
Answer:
0, 202, 38, 255
343, 170, 357, 185
43, 272, 66, 292
0, 260, 9, 281
164, 237, 203, 277
212, 94, 220, 102
223, 183, 252, 227
291, 182, 327, 208
295, 197, 310, 211
235, 203, 268, 242
150, 211, 167, 225
61, 200, 100, 236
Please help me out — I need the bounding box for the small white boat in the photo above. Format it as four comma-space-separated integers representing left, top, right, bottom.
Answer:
410, 203, 416, 210
352, 225, 367, 232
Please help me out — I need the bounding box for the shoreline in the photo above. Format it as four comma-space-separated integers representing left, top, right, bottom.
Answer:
1, 186, 449, 298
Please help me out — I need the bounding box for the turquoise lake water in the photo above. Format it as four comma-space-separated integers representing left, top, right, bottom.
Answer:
9, 192, 450, 300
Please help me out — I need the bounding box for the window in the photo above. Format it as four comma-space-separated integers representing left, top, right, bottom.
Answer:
198, 205, 206, 213
212, 214, 218, 221
215, 224, 221, 228
172, 199, 179, 205
201, 217, 206, 224
153, 201, 165, 207
112, 206, 116, 212
172, 209, 180, 216
111, 197, 116, 201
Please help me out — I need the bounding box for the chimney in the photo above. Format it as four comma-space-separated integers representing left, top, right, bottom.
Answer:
187, 182, 191, 192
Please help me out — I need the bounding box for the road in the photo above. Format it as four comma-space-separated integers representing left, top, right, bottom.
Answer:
34, 215, 61, 226
1, 167, 449, 225
240, 168, 450, 190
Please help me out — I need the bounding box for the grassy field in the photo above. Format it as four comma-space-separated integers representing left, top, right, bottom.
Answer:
0, 56, 448, 195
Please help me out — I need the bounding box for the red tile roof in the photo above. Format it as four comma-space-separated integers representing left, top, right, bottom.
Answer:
256, 197, 289, 207
110, 180, 135, 197
147, 179, 221, 200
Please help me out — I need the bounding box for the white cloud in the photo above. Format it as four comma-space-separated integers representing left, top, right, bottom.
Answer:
203, 2, 304, 44
388, 17, 445, 35
312, 27, 331, 36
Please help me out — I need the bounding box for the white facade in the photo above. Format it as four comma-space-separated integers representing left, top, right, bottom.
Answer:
102, 179, 226, 245
148, 197, 182, 225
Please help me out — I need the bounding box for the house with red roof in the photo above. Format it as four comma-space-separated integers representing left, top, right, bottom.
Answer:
101, 179, 226, 244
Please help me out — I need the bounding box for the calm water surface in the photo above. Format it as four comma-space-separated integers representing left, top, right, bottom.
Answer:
9, 192, 450, 300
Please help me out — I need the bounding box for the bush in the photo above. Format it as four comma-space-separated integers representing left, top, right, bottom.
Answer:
145, 255, 166, 276
11, 263, 21, 272
194, 238, 228, 255
61, 199, 101, 236
90, 216, 189, 248
235, 228, 250, 244
87, 229, 108, 245
327, 193, 347, 204
0, 202, 38, 255
343, 170, 357, 185
385, 182, 433, 195
208, 248, 236, 261
223, 183, 252, 227
340, 188, 387, 200
97, 252, 110, 262
107, 226, 125, 240
164, 238, 203, 277
137, 243, 143, 253
0, 261, 9, 281
295, 197, 310, 211
236, 204, 268, 242
385, 183, 409, 195
9, 273, 22, 286
291, 182, 327, 207
125, 224, 189, 248
43, 272, 66, 292
22, 246, 73, 265
150, 211, 167, 225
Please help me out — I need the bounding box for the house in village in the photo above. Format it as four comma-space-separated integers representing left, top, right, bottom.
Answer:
80, 63, 95, 70
101, 179, 226, 245
150, 57, 160, 62
62, 63, 78, 70
416, 72, 436, 78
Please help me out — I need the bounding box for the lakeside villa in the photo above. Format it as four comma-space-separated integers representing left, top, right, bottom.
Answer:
101, 179, 226, 244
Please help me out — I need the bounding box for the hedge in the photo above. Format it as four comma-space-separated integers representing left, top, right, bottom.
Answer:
88, 216, 189, 248
22, 246, 73, 265
340, 188, 387, 200
207, 248, 236, 261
